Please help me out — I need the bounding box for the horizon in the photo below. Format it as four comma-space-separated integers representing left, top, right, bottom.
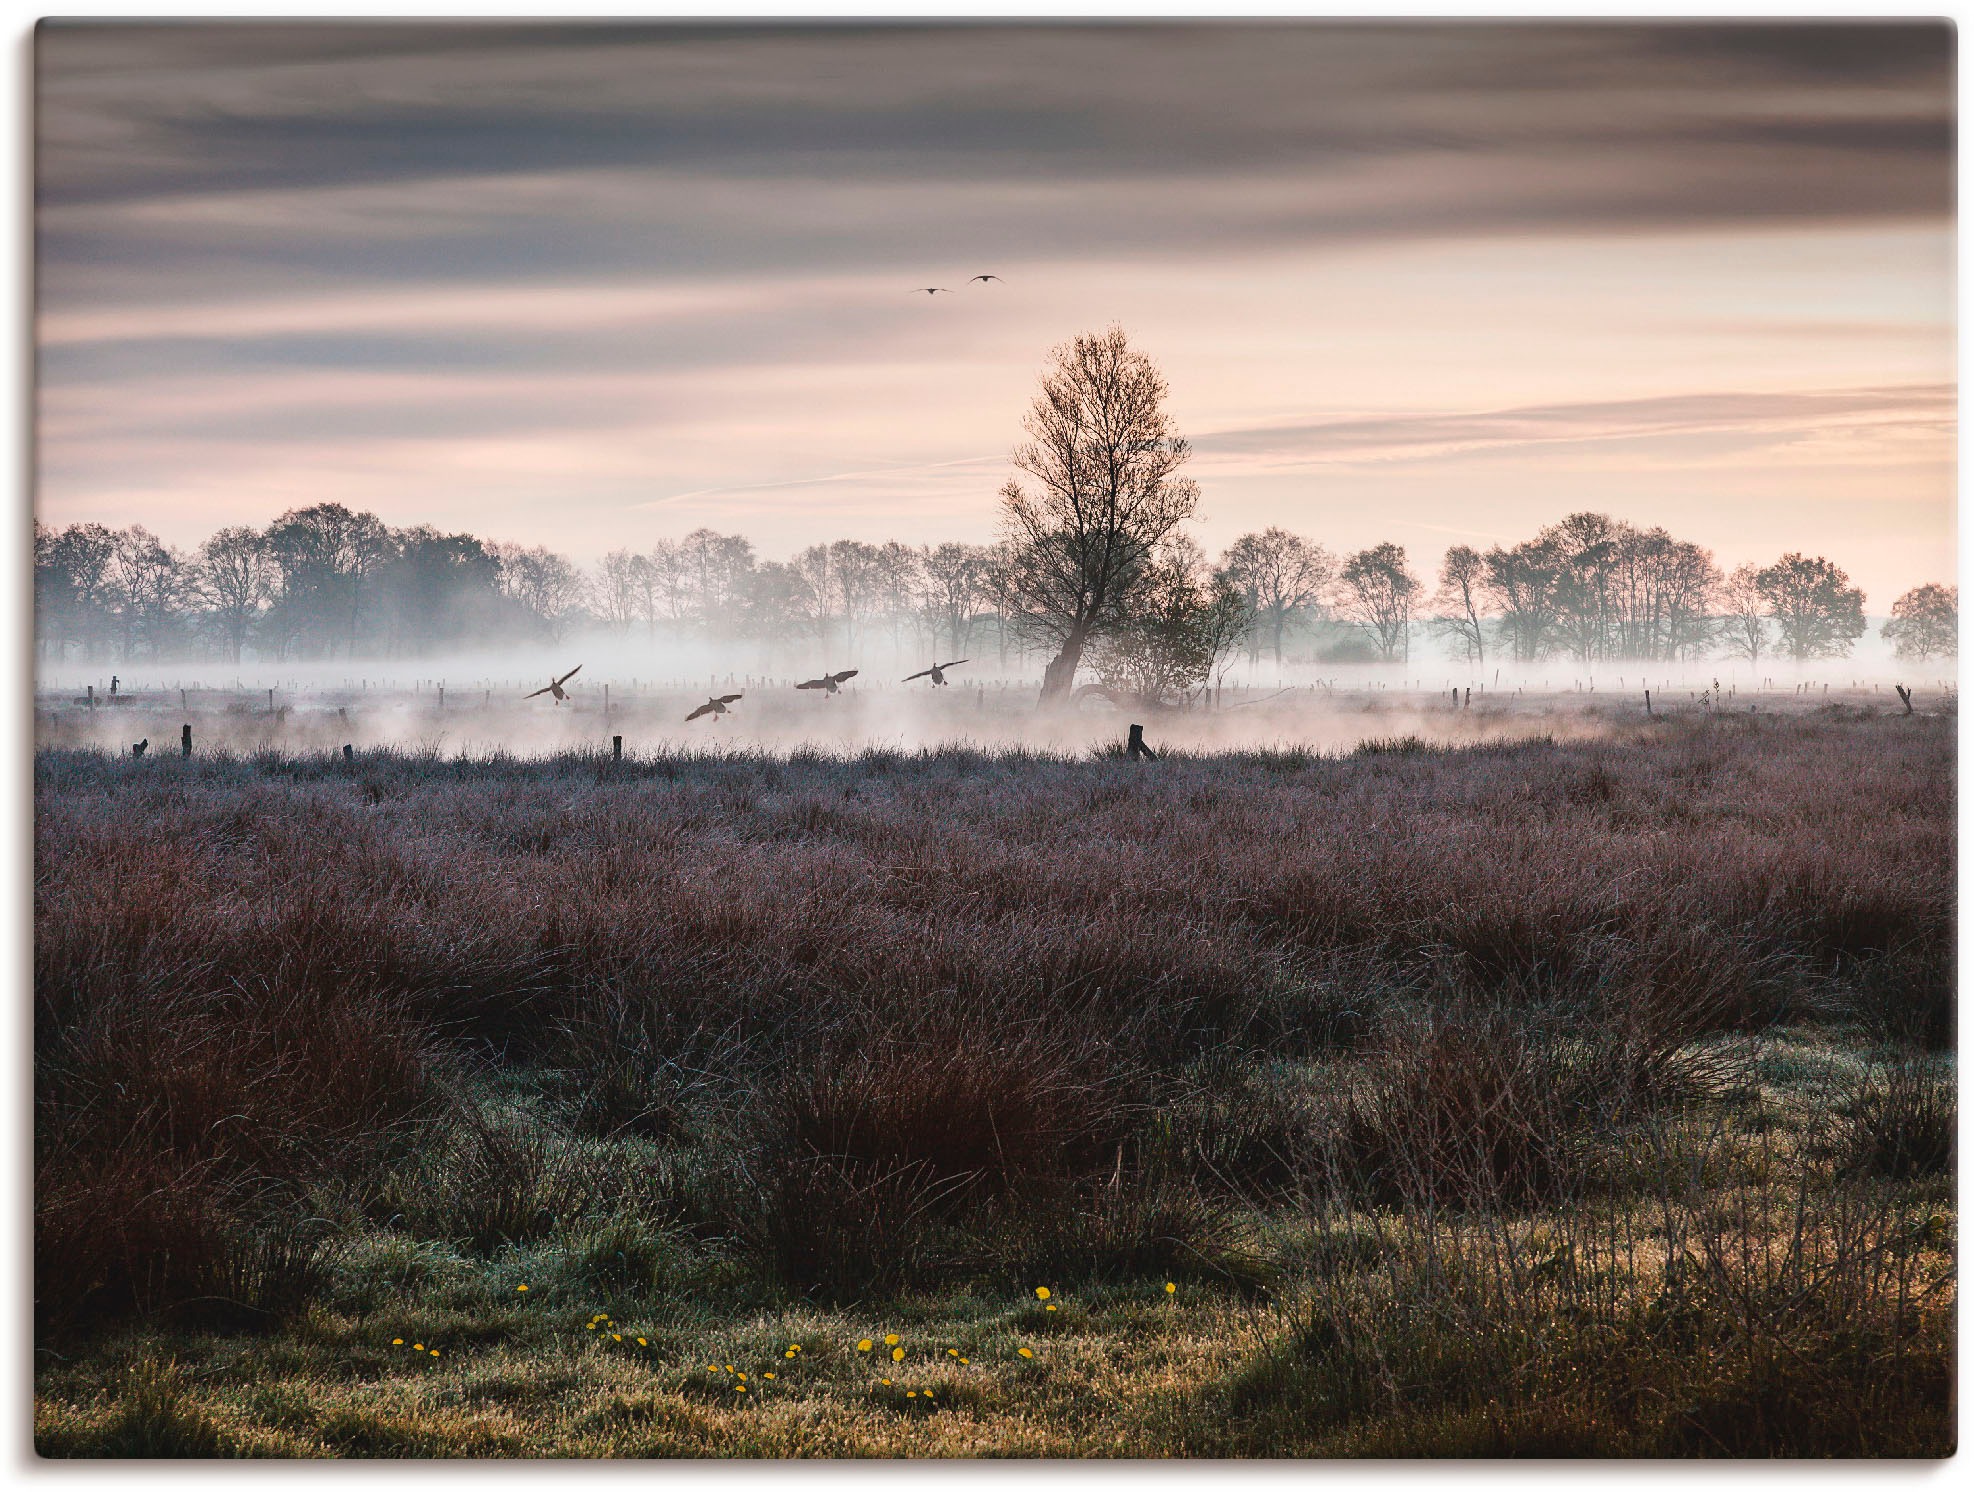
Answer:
35, 20, 1956, 606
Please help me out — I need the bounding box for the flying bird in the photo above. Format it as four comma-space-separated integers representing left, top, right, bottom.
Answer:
903, 659, 969, 686
685, 693, 743, 723
796, 669, 859, 695
968, 274, 1003, 284
524, 664, 583, 704
911, 287, 952, 296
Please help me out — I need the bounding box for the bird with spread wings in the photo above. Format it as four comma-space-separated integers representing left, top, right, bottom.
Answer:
685, 693, 742, 722
524, 665, 582, 704
796, 669, 859, 694
903, 659, 969, 686
969, 274, 1003, 284
911, 287, 951, 296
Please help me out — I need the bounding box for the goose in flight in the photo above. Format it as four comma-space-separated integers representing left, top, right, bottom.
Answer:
525, 664, 582, 704
968, 274, 1002, 284
911, 287, 952, 296
903, 659, 969, 686
796, 669, 859, 695
685, 693, 742, 722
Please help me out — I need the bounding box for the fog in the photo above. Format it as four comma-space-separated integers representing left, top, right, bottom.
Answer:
35, 632, 1951, 761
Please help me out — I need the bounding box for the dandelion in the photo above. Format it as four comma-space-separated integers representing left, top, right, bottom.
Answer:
1165, 1282, 1176, 1295
429, 1350, 440, 1358
392, 1338, 404, 1346
947, 1349, 959, 1358
516, 1284, 529, 1293
764, 1372, 776, 1381
788, 1343, 802, 1352
637, 1338, 647, 1347
784, 1350, 796, 1359
725, 1364, 735, 1372
907, 1390, 918, 1398
412, 1343, 424, 1352
587, 1323, 597, 1331
1045, 1304, 1057, 1312
892, 1347, 905, 1362
959, 1358, 969, 1365
1018, 1348, 1034, 1359
737, 1373, 747, 1381
734, 1383, 747, 1393
884, 1334, 899, 1346
857, 1339, 874, 1353
881, 1378, 892, 1386
612, 1334, 622, 1342
1034, 1287, 1051, 1301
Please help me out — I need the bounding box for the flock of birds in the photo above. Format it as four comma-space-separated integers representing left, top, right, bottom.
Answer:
525, 659, 971, 724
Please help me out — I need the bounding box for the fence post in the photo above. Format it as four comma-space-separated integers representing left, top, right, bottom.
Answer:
86, 684, 94, 712
343, 743, 354, 761
613, 734, 623, 762
1644, 689, 1653, 717
181, 724, 193, 758
1126, 723, 1157, 761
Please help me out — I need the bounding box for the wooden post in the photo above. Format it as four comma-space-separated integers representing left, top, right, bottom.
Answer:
613, 734, 623, 761
1126, 723, 1157, 761
343, 743, 354, 761
267, 687, 275, 714
1896, 684, 1914, 715
86, 684, 94, 711
1644, 689, 1653, 717
181, 724, 192, 758
604, 684, 611, 720
180, 688, 187, 710
438, 685, 444, 711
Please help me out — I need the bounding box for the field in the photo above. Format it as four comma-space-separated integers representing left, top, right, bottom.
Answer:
32, 698, 1956, 1457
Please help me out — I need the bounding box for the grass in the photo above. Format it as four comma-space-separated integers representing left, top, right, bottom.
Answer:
33, 711, 1955, 1456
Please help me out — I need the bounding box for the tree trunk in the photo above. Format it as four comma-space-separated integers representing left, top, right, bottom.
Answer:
1039, 627, 1091, 704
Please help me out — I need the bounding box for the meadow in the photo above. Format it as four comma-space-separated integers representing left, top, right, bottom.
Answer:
32, 700, 1955, 1457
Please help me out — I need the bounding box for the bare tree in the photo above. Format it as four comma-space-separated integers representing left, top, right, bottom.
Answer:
1221, 527, 1333, 667
1334, 542, 1418, 663
194, 525, 275, 662
593, 549, 643, 634
920, 541, 992, 659
1718, 563, 1769, 664
1430, 543, 1487, 666
999, 326, 1200, 703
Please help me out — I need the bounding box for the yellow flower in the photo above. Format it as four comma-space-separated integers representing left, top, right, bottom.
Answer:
725, 1364, 734, 1372
881, 1378, 892, 1386
1045, 1304, 1057, 1312
636, 1338, 647, 1347
1165, 1282, 1177, 1295
891, 1347, 904, 1362
788, 1343, 801, 1352
947, 1349, 958, 1358
959, 1358, 970, 1365
737, 1373, 747, 1381
857, 1339, 874, 1352
1018, 1347, 1034, 1359
430, 1350, 440, 1358
764, 1372, 776, 1380
884, 1334, 899, 1346
1034, 1286, 1051, 1300
412, 1343, 424, 1352
734, 1383, 746, 1393
516, 1284, 529, 1292
587, 1323, 597, 1330
612, 1334, 622, 1342
784, 1350, 796, 1359
907, 1390, 918, 1398
707, 1365, 719, 1373
392, 1338, 403, 1346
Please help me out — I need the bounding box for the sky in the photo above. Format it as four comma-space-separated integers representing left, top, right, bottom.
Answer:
34, 20, 1956, 605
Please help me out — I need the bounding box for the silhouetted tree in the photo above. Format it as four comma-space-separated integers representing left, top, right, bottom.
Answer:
920, 541, 993, 659
1483, 538, 1564, 664
999, 326, 1200, 703
1718, 564, 1770, 665
1090, 535, 1247, 707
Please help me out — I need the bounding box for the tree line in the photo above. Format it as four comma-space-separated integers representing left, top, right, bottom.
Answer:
34, 329, 1956, 700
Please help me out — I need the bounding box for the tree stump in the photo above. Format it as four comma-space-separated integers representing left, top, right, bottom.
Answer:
1127, 723, 1158, 761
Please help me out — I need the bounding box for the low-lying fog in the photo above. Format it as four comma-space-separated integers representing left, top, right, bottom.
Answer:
35, 638, 1953, 759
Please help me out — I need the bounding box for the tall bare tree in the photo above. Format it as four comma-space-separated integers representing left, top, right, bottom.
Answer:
998, 326, 1200, 703
1221, 527, 1333, 667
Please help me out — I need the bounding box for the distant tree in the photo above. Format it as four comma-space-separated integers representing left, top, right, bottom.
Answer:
193, 525, 275, 662
920, 541, 992, 659
34, 521, 117, 660
677, 529, 756, 635
1221, 527, 1333, 667
1430, 544, 1488, 666
999, 326, 1200, 703
1333, 542, 1418, 663
1090, 536, 1248, 707
1609, 525, 1720, 661
1882, 583, 1957, 661
825, 539, 885, 654
1718, 564, 1770, 665
739, 560, 816, 652
593, 549, 644, 634
105, 526, 186, 661
379, 527, 504, 654
1756, 553, 1867, 661
264, 503, 394, 658
1543, 512, 1621, 663
488, 542, 587, 644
